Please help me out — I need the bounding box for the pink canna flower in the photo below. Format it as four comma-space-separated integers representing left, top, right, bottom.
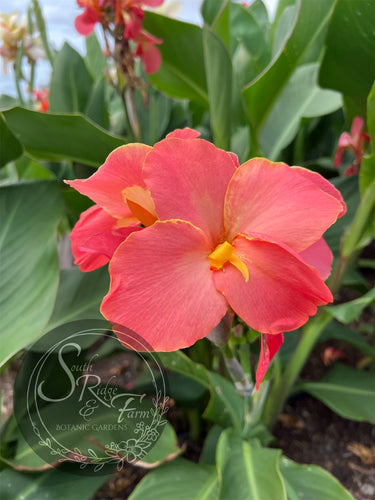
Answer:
74, 0, 105, 36
134, 31, 162, 73
333, 116, 370, 176
67, 128, 346, 387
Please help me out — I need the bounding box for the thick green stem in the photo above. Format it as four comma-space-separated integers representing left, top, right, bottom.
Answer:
263, 311, 332, 428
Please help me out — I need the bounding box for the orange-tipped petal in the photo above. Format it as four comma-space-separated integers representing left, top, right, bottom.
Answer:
213, 234, 333, 334
66, 143, 152, 219
101, 220, 228, 351
224, 158, 345, 253
71, 205, 141, 272
143, 138, 236, 245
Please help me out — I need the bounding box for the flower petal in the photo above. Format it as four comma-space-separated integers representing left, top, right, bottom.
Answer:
213, 234, 333, 334
101, 220, 228, 351
224, 158, 344, 252
65, 144, 151, 218
166, 128, 200, 139
255, 333, 284, 390
143, 138, 236, 245
74, 8, 98, 36
299, 238, 333, 280
71, 205, 141, 272
292, 166, 346, 217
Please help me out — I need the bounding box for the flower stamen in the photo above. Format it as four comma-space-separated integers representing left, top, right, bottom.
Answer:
209, 241, 249, 282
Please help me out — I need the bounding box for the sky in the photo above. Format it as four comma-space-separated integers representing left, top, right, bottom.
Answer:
0, 0, 278, 96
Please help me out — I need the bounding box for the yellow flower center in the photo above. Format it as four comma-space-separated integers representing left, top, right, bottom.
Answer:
208, 241, 249, 282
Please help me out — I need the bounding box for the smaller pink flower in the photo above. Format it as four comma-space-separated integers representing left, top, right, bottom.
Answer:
333, 117, 370, 176
135, 31, 162, 74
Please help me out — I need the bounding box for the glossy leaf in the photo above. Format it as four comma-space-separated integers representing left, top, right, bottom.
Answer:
203, 26, 232, 149
143, 12, 208, 105
280, 457, 355, 500
319, 0, 375, 119
129, 458, 218, 500
216, 430, 286, 500
0, 181, 63, 366
243, 0, 335, 130
298, 364, 375, 423
2, 107, 124, 167
49, 43, 93, 114
259, 63, 342, 159
0, 468, 109, 500
0, 114, 23, 167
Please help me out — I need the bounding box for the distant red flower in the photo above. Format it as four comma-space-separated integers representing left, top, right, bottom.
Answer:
33, 88, 49, 113
135, 31, 162, 73
333, 117, 370, 176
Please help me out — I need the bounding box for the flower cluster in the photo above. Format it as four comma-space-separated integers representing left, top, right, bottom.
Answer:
333, 116, 370, 176
0, 11, 44, 74
66, 129, 345, 387
74, 0, 163, 74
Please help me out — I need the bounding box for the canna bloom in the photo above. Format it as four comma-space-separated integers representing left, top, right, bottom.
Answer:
67, 129, 345, 387
333, 116, 370, 176
74, 0, 106, 36
33, 88, 49, 113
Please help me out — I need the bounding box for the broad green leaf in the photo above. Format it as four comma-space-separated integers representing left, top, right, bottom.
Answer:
136, 87, 171, 145
0, 114, 23, 167
45, 267, 109, 332
201, 0, 227, 26
360, 82, 375, 194
49, 43, 93, 114
84, 77, 110, 129
259, 63, 342, 159
85, 32, 107, 80
216, 430, 286, 500
129, 458, 218, 500
320, 321, 375, 358
0, 181, 63, 366
319, 0, 375, 119
141, 423, 181, 465
280, 457, 355, 500
0, 467, 109, 500
15, 156, 54, 180
158, 350, 244, 430
3, 107, 124, 167
297, 363, 375, 423
243, 0, 334, 131
143, 13, 208, 105
325, 288, 375, 324
0, 95, 17, 110
203, 26, 232, 149
248, 0, 270, 36
231, 3, 271, 80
